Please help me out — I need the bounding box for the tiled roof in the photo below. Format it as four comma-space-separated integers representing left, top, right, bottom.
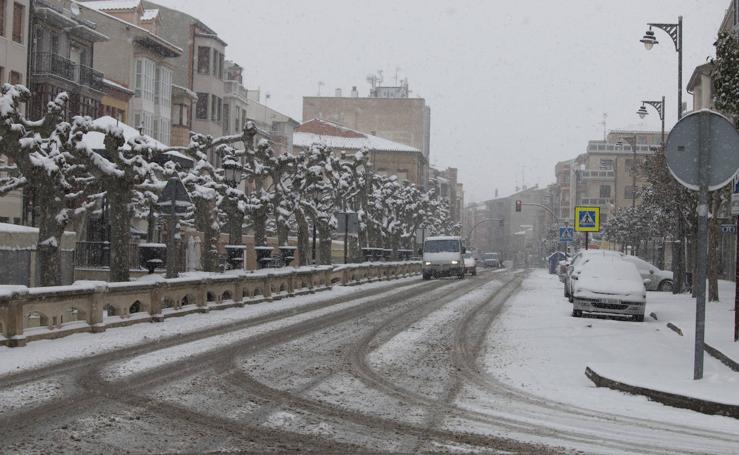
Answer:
293, 119, 419, 153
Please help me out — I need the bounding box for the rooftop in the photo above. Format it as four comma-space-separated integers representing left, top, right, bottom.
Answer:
294, 119, 420, 153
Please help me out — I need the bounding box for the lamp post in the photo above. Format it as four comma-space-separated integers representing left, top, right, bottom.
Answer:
637, 96, 666, 144
222, 150, 246, 270
641, 17, 683, 120
622, 136, 639, 210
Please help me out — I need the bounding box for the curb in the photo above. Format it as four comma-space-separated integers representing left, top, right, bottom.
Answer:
664, 322, 739, 372
585, 366, 739, 419
704, 344, 739, 373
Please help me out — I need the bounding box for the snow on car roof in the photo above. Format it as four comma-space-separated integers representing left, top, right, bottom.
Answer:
425, 236, 461, 241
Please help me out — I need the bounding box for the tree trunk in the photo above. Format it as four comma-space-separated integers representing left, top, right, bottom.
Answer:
36, 181, 63, 287
672, 218, 685, 294
295, 210, 310, 266
708, 192, 721, 301
318, 222, 332, 265
253, 205, 267, 247
195, 198, 219, 272
108, 189, 131, 282
225, 198, 243, 246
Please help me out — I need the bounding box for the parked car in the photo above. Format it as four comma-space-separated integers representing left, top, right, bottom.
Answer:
621, 256, 673, 292
482, 252, 501, 268
571, 256, 647, 321
422, 236, 465, 280
564, 249, 623, 300
463, 252, 477, 276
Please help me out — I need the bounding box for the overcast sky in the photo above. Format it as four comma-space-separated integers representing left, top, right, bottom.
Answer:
155, 0, 729, 203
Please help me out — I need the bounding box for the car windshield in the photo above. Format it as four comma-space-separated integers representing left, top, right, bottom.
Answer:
424, 239, 460, 253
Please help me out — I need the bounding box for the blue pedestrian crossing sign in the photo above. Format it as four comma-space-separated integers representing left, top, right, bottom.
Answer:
574, 206, 600, 232
559, 226, 575, 243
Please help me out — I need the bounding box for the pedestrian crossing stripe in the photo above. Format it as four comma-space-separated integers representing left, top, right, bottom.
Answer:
574, 206, 600, 232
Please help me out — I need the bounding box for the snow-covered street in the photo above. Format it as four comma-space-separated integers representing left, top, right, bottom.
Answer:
1, 269, 737, 454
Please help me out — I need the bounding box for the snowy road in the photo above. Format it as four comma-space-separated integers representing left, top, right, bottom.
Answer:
0, 269, 736, 454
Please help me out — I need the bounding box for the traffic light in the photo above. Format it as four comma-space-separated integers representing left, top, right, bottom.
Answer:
515, 200, 522, 212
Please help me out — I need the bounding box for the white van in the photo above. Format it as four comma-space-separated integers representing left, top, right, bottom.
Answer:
422, 236, 465, 280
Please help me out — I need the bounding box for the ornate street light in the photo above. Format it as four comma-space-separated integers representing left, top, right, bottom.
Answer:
641, 17, 683, 120
636, 96, 666, 144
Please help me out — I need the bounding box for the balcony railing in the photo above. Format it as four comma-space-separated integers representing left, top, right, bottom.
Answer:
32, 53, 104, 91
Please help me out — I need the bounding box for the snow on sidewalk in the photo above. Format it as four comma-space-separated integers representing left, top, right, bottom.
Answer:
485, 269, 739, 429
0, 277, 421, 378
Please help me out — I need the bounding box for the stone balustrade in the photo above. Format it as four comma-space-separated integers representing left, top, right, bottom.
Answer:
0, 262, 420, 347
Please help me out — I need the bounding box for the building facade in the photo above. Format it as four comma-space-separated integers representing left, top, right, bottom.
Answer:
79, 0, 181, 144
0, 0, 28, 88
302, 81, 431, 185
429, 166, 463, 225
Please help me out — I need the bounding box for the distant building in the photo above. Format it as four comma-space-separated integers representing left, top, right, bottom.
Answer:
551, 129, 663, 230
223, 61, 298, 156
430, 167, 463, 225
302, 80, 431, 184
293, 118, 425, 186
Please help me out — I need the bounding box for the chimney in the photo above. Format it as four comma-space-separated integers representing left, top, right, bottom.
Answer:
351, 86, 358, 98
335, 88, 342, 97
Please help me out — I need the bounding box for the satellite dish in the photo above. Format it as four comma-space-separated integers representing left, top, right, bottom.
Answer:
70, 3, 80, 16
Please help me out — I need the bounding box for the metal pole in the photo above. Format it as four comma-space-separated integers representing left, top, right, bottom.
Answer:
585, 232, 589, 250
312, 222, 317, 265
632, 137, 637, 210
661, 95, 666, 144
735, 214, 738, 342
677, 16, 683, 120
166, 196, 177, 279
694, 111, 709, 380
343, 213, 349, 264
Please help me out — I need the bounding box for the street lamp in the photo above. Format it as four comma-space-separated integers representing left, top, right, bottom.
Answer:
636, 96, 666, 144
641, 17, 683, 120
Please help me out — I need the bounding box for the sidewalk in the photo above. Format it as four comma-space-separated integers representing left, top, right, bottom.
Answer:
485, 269, 739, 429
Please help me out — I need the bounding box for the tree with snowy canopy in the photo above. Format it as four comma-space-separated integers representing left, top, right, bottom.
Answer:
71, 116, 169, 282
0, 85, 96, 286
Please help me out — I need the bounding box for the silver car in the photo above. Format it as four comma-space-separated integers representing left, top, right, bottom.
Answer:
621, 256, 673, 292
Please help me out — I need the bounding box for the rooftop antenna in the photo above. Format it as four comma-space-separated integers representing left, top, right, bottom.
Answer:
317, 81, 324, 96
600, 113, 608, 142
394, 67, 401, 85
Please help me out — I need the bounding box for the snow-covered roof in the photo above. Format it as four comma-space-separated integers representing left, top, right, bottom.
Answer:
293, 119, 419, 154
0, 223, 38, 234
141, 8, 159, 21
82, 0, 140, 11
82, 116, 166, 150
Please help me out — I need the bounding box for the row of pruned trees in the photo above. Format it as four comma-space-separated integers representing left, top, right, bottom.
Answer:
0, 84, 456, 286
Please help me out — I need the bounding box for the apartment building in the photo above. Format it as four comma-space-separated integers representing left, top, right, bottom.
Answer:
78, 0, 182, 144
302, 80, 431, 185
0, 0, 28, 87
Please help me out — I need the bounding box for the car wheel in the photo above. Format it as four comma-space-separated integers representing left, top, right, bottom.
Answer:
634, 314, 644, 322
458, 273, 465, 280
422, 274, 431, 281
472, 269, 477, 276
658, 280, 673, 292
564, 286, 569, 298
572, 310, 582, 318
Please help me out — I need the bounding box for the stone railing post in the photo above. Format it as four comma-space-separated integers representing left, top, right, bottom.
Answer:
288, 272, 296, 296
5, 297, 26, 347
90, 284, 107, 333
263, 276, 273, 301
150, 282, 164, 322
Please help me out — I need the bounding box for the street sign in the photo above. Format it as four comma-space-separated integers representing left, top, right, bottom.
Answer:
721, 224, 736, 234
574, 206, 600, 232
559, 226, 574, 243
665, 110, 739, 191
158, 177, 192, 215
335, 211, 359, 235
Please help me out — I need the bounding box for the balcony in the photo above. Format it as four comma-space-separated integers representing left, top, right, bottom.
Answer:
32, 53, 104, 92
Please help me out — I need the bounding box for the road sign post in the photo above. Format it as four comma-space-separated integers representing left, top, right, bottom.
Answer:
665, 110, 739, 377
158, 177, 192, 279
574, 207, 600, 250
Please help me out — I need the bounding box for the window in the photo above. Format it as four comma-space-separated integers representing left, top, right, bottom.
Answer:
160, 67, 172, 107
135, 58, 155, 101
599, 159, 613, 170
0, 67, 4, 83
51, 33, 60, 55
174, 103, 190, 126
223, 103, 230, 133
9, 71, 20, 85
0, 0, 5, 37
12, 2, 23, 43
599, 185, 611, 198
197, 46, 210, 74
13, 3, 26, 43
154, 67, 160, 104
196, 93, 208, 119
210, 95, 221, 122
624, 185, 636, 199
